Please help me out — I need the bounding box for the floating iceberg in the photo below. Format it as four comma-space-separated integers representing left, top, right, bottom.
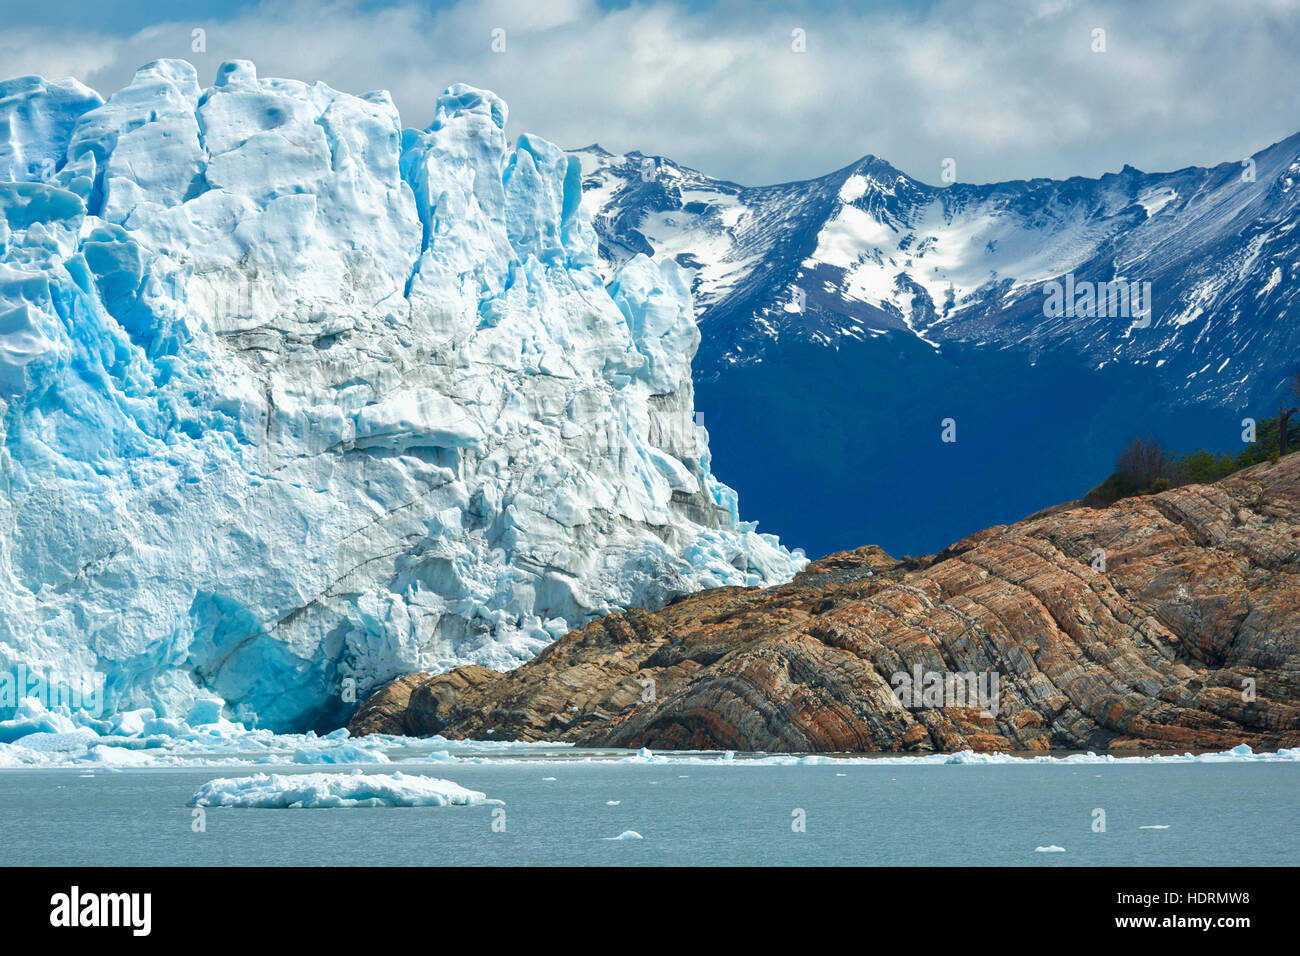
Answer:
0, 59, 803, 733
188, 771, 492, 808
605, 830, 643, 840
290, 742, 391, 764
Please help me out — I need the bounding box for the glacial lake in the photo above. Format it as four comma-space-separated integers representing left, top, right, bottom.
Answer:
1, 752, 1295, 866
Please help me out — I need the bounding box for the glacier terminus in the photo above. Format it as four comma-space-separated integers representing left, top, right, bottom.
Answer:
0, 59, 803, 732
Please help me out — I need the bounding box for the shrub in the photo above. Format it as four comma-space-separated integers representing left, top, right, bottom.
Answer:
1086, 415, 1299, 507
1115, 436, 1170, 489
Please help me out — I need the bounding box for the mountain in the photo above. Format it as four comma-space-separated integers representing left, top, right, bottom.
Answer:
0, 60, 803, 731
351, 452, 1300, 753
569, 140, 1300, 559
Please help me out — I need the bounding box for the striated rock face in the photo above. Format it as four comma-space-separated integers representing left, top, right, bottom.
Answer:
351, 455, 1300, 752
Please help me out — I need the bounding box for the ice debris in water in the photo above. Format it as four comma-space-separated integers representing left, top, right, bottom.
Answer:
3, 698, 1299, 769
0, 696, 394, 767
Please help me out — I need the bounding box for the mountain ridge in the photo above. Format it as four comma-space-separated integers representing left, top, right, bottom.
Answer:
577, 125, 1300, 204
569, 132, 1300, 558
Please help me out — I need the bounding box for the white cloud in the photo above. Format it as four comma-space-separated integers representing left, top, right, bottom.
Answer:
3, 0, 1299, 187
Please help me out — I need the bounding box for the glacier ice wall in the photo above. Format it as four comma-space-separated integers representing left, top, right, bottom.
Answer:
0, 60, 802, 731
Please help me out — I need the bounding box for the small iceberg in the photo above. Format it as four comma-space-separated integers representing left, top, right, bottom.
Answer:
624, 746, 660, 763
187, 772, 494, 808
1139, 825, 1171, 830
1035, 845, 1066, 853
290, 742, 390, 765
605, 830, 643, 840
606, 800, 621, 805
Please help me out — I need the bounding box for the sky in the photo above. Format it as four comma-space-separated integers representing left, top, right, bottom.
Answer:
3, 0, 1300, 187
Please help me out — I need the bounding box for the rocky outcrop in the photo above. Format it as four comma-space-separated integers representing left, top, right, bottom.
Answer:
349, 455, 1300, 753
345, 673, 430, 737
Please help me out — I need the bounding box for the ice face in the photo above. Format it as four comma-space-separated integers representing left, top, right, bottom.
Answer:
0, 59, 803, 732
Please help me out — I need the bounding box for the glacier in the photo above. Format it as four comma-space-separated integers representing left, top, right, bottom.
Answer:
0, 59, 802, 734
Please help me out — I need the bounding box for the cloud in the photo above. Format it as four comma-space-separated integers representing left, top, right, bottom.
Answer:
3, 0, 1299, 186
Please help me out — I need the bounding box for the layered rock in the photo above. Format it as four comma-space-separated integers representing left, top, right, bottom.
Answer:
352, 454, 1300, 752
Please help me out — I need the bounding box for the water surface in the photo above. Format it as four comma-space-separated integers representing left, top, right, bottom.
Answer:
2, 755, 1294, 866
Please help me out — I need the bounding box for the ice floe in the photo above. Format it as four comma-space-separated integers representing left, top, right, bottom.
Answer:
188, 771, 494, 808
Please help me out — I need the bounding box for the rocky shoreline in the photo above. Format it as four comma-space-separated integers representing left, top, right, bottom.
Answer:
349, 455, 1300, 753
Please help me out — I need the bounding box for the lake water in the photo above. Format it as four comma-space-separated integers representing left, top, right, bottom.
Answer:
1, 749, 1295, 866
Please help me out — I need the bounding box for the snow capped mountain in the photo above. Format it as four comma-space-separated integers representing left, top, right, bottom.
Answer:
0, 60, 802, 731
573, 140, 1300, 394
571, 140, 1300, 558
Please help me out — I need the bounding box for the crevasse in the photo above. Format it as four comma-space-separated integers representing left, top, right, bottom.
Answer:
0, 59, 803, 732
